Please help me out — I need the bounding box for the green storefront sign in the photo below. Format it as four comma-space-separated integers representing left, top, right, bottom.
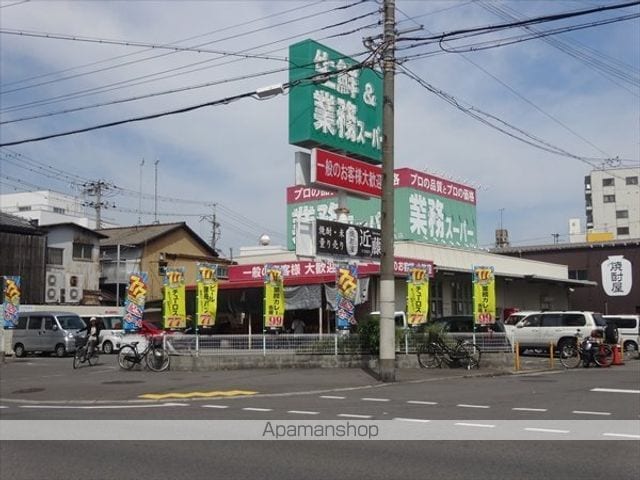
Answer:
287, 181, 478, 251
289, 39, 383, 164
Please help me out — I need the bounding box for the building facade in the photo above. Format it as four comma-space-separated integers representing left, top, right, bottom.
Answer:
585, 167, 640, 239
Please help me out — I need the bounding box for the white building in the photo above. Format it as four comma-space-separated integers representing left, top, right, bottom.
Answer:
585, 167, 640, 239
0, 190, 100, 229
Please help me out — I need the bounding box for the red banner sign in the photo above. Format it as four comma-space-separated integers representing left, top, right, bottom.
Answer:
311, 148, 382, 198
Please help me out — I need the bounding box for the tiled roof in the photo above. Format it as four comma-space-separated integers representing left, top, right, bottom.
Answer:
0, 211, 43, 234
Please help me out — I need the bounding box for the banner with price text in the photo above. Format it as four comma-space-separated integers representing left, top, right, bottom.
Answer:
264, 265, 285, 329
473, 266, 496, 325
197, 263, 218, 327
406, 267, 429, 326
123, 272, 148, 332
163, 267, 186, 329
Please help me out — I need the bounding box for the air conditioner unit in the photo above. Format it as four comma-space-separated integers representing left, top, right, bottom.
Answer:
45, 272, 62, 303
65, 273, 84, 304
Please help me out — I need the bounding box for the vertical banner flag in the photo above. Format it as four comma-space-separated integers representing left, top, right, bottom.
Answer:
264, 265, 285, 329
2, 276, 21, 329
197, 263, 218, 327
473, 266, 496, 325
407, 267, 429, 326
123, 273, 148, 332
336, 263, 358, 330
163, 267, 186, 329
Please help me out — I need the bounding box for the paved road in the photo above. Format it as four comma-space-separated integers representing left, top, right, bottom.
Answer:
1, 356, 639, 479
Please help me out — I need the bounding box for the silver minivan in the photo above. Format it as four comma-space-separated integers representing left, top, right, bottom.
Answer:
12, 311, 85, 357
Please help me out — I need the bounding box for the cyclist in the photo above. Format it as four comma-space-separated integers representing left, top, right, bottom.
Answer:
78, 317, 101, 358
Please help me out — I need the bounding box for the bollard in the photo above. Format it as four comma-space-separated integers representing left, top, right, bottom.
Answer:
549, 343, 554, 369
514, 342, 520, 371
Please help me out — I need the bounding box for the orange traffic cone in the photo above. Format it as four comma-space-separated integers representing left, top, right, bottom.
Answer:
612, 344, 625, 366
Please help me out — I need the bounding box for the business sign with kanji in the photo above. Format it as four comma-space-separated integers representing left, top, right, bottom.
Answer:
289, 39, 383, 163
336, 263, 358, 330
163, 267, 186, 329
123, 273, 148, 332
197, 263, 218, 327
264, 265, 285, 329
601, 255, 632, 296
2, 276, 20, 328
311, 148, 382, 197
316, 219, 382, 259
407, 267, 429, 326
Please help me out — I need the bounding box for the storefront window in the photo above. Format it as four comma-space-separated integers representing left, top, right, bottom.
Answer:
451, 279, 472, 315
430, 279, 443, 319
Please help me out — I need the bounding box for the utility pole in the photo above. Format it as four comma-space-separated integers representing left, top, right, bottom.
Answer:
379, 0, 396, 382
154, 158, 159, 224
201, 204, 221, 250
82, 180, 113, 229
138, 158, 145, 225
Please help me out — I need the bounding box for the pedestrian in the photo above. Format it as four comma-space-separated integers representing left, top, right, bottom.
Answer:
291, 318, 306, 334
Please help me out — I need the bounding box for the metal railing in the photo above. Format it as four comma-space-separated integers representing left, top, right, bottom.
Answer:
161, 331, 512, 356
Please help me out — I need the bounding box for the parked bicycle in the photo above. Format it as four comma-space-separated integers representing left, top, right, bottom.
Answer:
72, 333, 99, 369
118, 335, 170, 372
559, 329, 613, 369
418, 336, 481, 369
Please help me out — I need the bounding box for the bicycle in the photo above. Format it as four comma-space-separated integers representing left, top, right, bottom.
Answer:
118, 334, 170, 372
72, 333, 99, 369
418, 336, 481, 370
559, 330, 613, 369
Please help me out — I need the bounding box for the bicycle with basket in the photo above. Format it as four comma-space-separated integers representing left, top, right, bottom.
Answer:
117, 332, 170, 372
72, 332, 99, 369
418, 334, 482, 370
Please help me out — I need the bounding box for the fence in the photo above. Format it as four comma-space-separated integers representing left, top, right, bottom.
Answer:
163, 331, 512, 356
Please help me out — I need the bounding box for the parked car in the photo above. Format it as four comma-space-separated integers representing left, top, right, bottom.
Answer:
12, 311, 85, 357
603, 314, 640, 354
80, 314, 125, 354
367, 311, 408, 328
512, 311, 606, 354
504, 310, 540, 345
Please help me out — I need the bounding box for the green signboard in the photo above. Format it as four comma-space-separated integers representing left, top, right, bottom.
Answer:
289, 39, 383, 164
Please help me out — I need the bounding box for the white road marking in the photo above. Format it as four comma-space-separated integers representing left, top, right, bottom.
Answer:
407, 400, 438, 405
202, 405, 229, 409
361, 398, 390, 402
525, 428, 569, 434
287, 410, 319, 415
242, 408, 272, 412
512, 408, 548, 412
591, 388, 640, 394
394, 418, 431, 423
457, 404, 490, 409
337, 414, 372, 419
603, 433, 640, 439
320, 395, 345, 400
20, 403, 188, 409
454, 422, 495, 428
0, 406, 8, 409
572, 410, 611, 416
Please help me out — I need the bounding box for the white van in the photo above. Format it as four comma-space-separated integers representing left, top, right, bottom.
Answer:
12, 311, 85, 357
603, 314, 640, 354
79, 315, 125, 354
368, 311, 408, 328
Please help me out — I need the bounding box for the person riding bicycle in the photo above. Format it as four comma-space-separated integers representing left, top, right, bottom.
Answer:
78, 317, 101, 357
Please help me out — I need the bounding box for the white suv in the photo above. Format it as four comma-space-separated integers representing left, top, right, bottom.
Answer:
603, 314, 640, 354
513, 311, 607, 354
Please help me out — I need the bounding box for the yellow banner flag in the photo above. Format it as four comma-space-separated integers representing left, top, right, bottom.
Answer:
163, 267, 186, 329
407, 267, 429, 326
473, 266, 496, 325
197, 263, 218, 327
264, 266, 284, 329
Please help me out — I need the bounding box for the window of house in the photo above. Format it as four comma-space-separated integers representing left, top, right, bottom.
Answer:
616, 210, 629, 219
451, 280, 472, 315
53, 207, 65, 214
626, 176, 638, 185
617, 227, 630, 235
569, 269, 588, 280
603, 194, 615, 203
46, 247, 63, 265
72, 242, 93, 260
602, 178, 614, 187
18, 206, 31, 211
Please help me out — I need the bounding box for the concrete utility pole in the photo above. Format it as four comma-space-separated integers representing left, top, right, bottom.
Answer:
82, 180, 113, 229
379, 0, 396, 382
154, 159, 159, 224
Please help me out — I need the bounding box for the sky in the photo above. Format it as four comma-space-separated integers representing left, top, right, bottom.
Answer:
0, 0, 638, 259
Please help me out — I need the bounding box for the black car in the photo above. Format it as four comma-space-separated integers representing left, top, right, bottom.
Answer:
430, 315, 506, 334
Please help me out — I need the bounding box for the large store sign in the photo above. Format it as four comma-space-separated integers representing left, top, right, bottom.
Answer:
316, 219, 382, 259
601, 255, 632, 296
287, 168, 478, 250
289, 39, 383, 163
311, 148, 382, 197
